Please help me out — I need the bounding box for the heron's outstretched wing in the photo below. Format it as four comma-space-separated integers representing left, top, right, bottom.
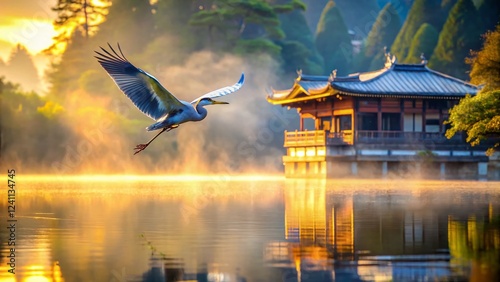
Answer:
191, 73, 245, 104
95, 43, 184, 120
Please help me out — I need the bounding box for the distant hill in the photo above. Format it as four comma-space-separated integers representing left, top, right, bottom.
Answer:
303, 0, 414, 36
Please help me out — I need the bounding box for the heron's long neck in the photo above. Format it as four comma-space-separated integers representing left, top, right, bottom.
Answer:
194, 104, 208, 121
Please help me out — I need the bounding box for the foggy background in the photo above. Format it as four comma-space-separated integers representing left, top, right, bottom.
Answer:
0, 0, 497, 174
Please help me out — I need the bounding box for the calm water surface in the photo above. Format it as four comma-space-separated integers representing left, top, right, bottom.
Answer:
1, 177, 499, 281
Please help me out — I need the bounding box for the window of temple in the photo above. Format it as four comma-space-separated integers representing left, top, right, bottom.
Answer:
382, 113, 401, 131
358, 113, 377, 131
320, 116, 332, 131
335, 115, 352, 132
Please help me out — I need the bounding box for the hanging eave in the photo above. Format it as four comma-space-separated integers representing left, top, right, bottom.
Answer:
267, 82, 334, 105
336, 90, 470, 99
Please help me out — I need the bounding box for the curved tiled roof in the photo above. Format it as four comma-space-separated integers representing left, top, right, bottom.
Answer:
268, 63, 480, 103
332, 64, 479, 97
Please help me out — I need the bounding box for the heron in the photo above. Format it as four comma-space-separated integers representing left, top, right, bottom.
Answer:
94, 44, 245, 155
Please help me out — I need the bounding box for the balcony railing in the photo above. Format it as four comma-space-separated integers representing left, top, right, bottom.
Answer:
284, 130, 353, 147
284, 130, 466, 147
284, 130, 326, 147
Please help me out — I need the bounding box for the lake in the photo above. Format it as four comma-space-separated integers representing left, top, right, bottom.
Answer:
1, 176, 499, 281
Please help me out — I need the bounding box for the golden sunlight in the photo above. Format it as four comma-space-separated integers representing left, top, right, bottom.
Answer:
0, 17, 57, 55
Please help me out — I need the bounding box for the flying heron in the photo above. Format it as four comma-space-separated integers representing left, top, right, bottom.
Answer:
94, 44, 245, 155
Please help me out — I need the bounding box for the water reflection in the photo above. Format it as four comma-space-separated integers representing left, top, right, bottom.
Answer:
0, 178, 499, 281
265, 180, 500, 282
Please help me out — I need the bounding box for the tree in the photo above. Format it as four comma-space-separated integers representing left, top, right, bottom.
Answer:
405, 23, 439, 63
2, 44, 41, 92
467, 25, 500, 92
428, 0, 482, 79
445, 91, 500, 155
360, 2, 402, 70
391, 0, 442, 62
446, 25, 500, 155
315, 1, 352, 75
278, 9, 324, 74
48, 0, 109, 52
189, 0, 305, 56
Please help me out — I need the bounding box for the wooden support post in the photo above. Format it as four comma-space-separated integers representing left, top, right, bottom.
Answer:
351, 162, 358, 176
478, 162, 488, 181
440, 163, 446, 180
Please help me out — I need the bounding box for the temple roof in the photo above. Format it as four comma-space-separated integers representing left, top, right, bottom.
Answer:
268, 62, 480, 104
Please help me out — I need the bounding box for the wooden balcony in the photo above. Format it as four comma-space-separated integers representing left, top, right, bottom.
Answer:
284, 130, 467, 148
284, 130, 354, 147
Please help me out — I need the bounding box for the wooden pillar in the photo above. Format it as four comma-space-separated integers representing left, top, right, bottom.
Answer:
478, 162, 488, 180
351, 162, 358, 176
440, 163, 446, 180
439, 107, 443, 133
377, 98, 382, 131
299, 117, 304, 131
422, 99, 427, 133
400, 99, 405, 132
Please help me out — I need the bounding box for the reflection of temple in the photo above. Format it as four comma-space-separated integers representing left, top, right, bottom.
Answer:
133, 256, 249, 282
265, 181, 500, 282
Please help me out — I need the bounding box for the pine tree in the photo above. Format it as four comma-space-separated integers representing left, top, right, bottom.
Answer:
4, 44, 41, 92
48, 0, 109, 52
279, 9, 324, 74
361, 3, 402, 70
391, 0, 442, 62
428, 0, 482, 79
315, 1, 352, 75
405, 23, 439, 63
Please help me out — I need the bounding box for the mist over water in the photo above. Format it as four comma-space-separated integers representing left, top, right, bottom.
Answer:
1, 48, 295, 175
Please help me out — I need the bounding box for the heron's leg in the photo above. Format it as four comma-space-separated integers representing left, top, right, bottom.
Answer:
133, 125, 179, 155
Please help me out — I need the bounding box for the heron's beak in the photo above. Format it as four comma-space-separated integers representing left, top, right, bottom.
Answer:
211, 100, 229, 105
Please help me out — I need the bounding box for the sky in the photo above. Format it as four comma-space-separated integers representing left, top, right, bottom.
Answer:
0, 0, 57, 74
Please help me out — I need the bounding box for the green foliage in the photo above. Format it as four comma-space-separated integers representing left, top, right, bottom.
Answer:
467, 25, 500, 91
273, 0, 307, 13
234, 39, 282, 56
315, 1, 352, 75
0, 77, 71, 168
48, 0, 109, 52
405, 23, 439, 63
360, 2, 402, 70
446, 25, 500, 155
391, 0, 442, 62
428, 0, 482, 79
446, 91, 500, 155
47, 31, 93, 99
37, 101, 65, 119
279, 9, 324, 74
189, 0, 288, 54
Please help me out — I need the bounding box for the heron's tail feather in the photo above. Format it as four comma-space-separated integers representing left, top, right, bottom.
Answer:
146, 122, 164, 131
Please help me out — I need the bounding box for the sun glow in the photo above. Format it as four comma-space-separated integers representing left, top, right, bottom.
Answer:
0, 17, 57, 55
